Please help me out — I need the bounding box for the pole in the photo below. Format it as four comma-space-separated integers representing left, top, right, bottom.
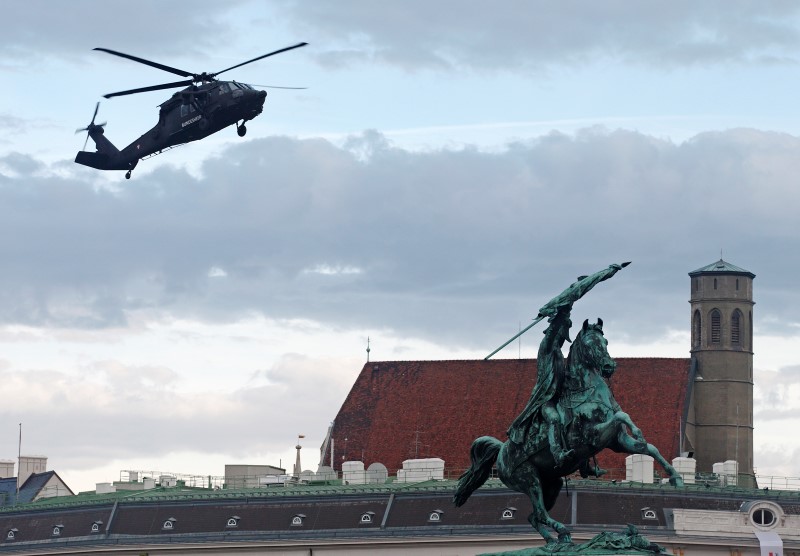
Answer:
735, 404, 740, 465
485, 315, 545, 360
16, 423, 21, 505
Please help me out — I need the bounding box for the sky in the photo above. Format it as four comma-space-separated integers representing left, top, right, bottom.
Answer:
1, 0, 799, 493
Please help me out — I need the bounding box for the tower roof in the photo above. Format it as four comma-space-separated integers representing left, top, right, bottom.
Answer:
689, 259, 755, 278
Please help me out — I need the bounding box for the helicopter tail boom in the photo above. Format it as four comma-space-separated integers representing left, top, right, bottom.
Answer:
75, 115, 133, 171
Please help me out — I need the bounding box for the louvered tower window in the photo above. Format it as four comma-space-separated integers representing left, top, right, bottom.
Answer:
731, 310, 742, 346
692, 310, 701, 349
710, 309, 721, 344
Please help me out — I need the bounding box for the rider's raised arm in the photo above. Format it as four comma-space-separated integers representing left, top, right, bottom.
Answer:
537, 263, 627, 319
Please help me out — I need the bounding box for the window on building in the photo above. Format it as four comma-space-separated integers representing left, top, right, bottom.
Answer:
501, 507, 517, 520
226, 517, 240, 528
710, 309, 721, 344
90, 523, 101, 533
6, 529, 16, 541
52, 525, 63, 536
428, 510, 443, 522
692, 310, 701, 349
162, 518, 176, 530
731, 310, 742, 346
360, 512, 375, 524
291, 514, 306, 526
753, 508, 775, 526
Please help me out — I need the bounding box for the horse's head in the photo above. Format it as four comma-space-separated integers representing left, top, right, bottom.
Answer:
569, 318, 616, 378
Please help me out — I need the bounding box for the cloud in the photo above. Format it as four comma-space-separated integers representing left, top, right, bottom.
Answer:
0, 127, 797, 350
0, 0, 251, 63
0, 152, 43, 175
275, 0, 800, 71
0, 353, 359, 471
755, 364, 800, 421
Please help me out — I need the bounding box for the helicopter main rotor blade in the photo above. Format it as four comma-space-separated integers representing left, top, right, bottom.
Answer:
94, 48, 194, 78
103, 79, 195, 99
214, 42, 308, 77
247, 84, 308, 90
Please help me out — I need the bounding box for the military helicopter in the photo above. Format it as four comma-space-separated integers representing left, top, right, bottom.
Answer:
75, 42, 307, 179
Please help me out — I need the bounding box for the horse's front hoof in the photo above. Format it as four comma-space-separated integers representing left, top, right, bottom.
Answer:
558, 531, 573, 545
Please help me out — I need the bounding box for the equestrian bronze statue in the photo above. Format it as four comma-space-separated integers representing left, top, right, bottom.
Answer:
453, 262, 684, 547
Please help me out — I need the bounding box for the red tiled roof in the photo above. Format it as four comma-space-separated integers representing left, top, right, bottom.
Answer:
324, 358, 691, 477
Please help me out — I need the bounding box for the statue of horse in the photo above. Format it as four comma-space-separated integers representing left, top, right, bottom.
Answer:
453, 318, 684, 545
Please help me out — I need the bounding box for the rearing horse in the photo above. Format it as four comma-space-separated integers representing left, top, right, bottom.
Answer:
454, 318, 684, 545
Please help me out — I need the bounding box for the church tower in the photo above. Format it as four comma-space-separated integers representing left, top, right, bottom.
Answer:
686, 259, 755, 481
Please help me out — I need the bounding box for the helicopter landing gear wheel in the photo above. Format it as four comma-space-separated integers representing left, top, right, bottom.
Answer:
125, 170, 132, 179
237, 123, 247, 137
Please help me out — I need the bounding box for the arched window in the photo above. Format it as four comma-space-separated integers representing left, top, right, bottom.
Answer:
731, 310, 743, 347
428, 510, 444, 522
162, 518, 176, 530
226, 517, 240, 528
52, 525, 63, 536
360, 512, 375, 524
291, 514, 306, 526
501, 507, 517, 520
692, 310, 701, 349
90, 523, 101, 533
6, 529, 17, 541
710, 309, 721, 344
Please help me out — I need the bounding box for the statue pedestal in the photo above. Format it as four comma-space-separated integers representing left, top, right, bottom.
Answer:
479, 526, 664, 555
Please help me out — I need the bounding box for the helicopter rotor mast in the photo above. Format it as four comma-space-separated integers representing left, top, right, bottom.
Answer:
94, 42, 308, 99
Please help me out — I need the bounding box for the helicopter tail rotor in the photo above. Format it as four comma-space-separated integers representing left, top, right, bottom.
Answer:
75, 102, 107, 151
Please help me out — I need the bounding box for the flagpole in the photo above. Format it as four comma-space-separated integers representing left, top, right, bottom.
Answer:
16, 423, 21, 506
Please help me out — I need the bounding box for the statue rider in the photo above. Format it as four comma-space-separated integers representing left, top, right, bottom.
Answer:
507, 263, 627, 467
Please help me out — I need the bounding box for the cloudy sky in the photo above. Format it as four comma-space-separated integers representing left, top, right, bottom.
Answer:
1, 1, 799, 492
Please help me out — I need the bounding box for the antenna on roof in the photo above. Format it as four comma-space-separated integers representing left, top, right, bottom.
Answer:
366, 337, 371, 363
16, 423, 21, 506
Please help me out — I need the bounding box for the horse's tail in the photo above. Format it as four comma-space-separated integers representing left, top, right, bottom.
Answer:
453, 436, 502, 507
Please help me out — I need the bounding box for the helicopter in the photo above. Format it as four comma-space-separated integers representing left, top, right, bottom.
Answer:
75, 42, 307, 179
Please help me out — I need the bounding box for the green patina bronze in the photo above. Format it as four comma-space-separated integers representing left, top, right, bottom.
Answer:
454, 262, 683, 551
486, 525, 665, 555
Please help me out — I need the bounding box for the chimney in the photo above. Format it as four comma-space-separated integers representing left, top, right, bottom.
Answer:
0, 460, 14, 479
17, 455, 47, 490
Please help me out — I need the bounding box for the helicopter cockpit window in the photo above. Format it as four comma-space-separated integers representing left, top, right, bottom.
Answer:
229, 82, 243, 97
181, 104, 189, 117
218, 83, 230, 95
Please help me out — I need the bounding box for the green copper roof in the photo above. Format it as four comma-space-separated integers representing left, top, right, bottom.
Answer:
689, 259, 755, 278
